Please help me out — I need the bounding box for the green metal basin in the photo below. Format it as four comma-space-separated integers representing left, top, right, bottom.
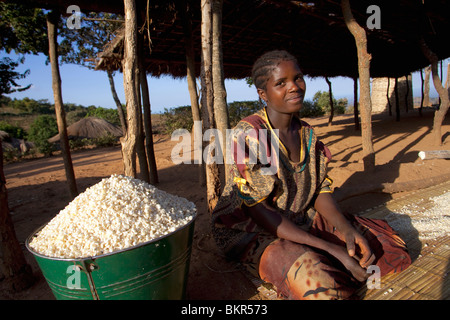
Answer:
26, 217, 196, 300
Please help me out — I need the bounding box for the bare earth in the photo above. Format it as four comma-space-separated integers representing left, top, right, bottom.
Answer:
1, 109, 449, 300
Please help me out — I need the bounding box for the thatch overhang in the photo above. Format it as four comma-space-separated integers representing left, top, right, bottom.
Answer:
9, 0, 450, 79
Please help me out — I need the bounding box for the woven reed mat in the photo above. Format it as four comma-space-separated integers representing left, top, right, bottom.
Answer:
356, 180, 450, 300
248, 180, 450, 300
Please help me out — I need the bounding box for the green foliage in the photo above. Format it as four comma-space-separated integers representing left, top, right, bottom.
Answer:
312, 91, 347, 115
59, 12, 124, 69
227, 101, 261, 127
161, 106, 193, 135
69, 138, 90, 150
0, 120, 26, 139
335, 98, 348, 114
85, 106, 121, 126
162, 101, 261, 135
0, 57, 31, 97
0, 3, 48, 97
245, 77, 254, 87
2, 147, 20, 162
66, 109, 88, 125
298, 99, 325, 118
0, 95, 11, 106
68, 133, 118, 150
0, 3, 48, 55
8, 97, 53, 114
28, 115, 58, 156
93, 132, 118, 147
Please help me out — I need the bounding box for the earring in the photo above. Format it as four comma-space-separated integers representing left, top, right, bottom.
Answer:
259, 97, 267, 108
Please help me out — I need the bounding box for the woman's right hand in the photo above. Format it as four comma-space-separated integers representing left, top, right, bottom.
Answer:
329, 244, 368, 282
246, 201, 370, 283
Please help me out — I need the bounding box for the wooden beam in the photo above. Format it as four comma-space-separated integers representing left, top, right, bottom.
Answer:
418, 150, 450, 160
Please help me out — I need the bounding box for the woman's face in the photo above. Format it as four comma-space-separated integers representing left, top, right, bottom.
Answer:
257, 60, 306, 115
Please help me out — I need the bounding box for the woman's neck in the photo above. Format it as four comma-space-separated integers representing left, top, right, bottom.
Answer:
265, 107, 296, 134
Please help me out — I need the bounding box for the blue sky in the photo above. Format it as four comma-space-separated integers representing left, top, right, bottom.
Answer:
1, 51, 446, 114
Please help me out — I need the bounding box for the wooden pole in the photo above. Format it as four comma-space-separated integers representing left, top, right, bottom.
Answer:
139, 36, 159, 184
47, 10, 78, 199
394, 77, 400, 122
121, 0, 139, 177
353, 77, 360, 130
420, 38, 450, 146
135, 35, 150, 183
107, 70, 127, 135
179, 0, 204, 183
424, 65, 431, 107
201, 0, 220, 213
212, 0, 231, 180
0, 138, 34, 292
386, 77, 392, 116
325, 77, 334, 126
419, 69, 424, 116
341, 0, 375, 171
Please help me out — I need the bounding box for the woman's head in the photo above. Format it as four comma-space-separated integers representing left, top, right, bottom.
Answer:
251, 50, 299, 90
252, 50, 306, 115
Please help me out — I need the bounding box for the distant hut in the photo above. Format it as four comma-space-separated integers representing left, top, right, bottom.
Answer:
48, 117, 123, 143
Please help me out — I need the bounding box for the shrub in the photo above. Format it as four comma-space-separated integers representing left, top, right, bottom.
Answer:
228, 101, 260, 127
69, 138, 90, 150
0, 121, 26, 139
298, 100, 325, 118
93, 132, 118, 147
86, 106, 121, 126
161, 106, 193, 135
28, 115, 58, 156
312, 91, 348, 116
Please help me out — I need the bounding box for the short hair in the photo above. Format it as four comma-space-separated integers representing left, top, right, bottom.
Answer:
251, 50, 299, 90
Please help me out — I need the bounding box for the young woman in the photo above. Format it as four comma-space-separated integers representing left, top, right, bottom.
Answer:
211, 50, 411, 300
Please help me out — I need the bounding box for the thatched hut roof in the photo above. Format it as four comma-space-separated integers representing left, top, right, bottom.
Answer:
13, 0, 450, 79
95, 0, 450, 80
48, 117, 123, 143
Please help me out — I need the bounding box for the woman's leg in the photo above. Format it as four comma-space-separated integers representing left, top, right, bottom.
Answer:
309, 213, 412, 276
258, 239, 360, 300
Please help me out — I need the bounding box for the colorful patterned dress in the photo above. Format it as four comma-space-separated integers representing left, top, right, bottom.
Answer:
211, 108, 411, 299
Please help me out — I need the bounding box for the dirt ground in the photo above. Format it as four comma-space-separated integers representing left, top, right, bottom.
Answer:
1, 108, 449, 300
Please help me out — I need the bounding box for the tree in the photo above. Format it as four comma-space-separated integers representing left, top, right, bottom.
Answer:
325, 77, 334, 125
201, 0, 221, 213
0, 2, 47, 97
423, 65, 432, 107
420, 39, 449, 146
0, 142, 35, 292
178, 0, 203, 183
341, 0, 375, 172
47, 10, 78, 199
86, 106, 121, 126
59, 12, 127, 134
2, 3, 78, 198
212, 0, 231, 180
121, 0, 140, 178
28, 115, 58, 156
0, 2, 48, 55
312, 90, 346, 116
0, 3, 47, 292
0, 57, 31, 97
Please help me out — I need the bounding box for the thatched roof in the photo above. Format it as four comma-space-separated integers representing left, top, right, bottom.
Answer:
95, 0, 450, 79
48, 117, 123, 143
13, 0, 450, 79
1, 130, 34, 152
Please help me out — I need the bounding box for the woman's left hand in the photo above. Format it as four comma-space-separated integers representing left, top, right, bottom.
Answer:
313, 193, 376, 269
343, 228, 375, 269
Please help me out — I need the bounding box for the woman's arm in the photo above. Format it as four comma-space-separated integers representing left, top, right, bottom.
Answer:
245, 200, 369, 281
314, 192, 375, 269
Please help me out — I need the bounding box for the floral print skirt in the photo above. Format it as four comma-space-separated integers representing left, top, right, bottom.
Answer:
239, 213, 411, 300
